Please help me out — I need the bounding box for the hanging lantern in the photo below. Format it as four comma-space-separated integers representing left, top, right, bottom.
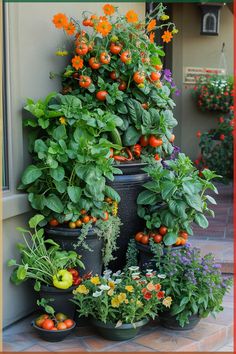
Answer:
200, 4, 222, 36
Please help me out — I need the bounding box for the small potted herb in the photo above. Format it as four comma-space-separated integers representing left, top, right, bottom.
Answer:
155, 246, 232, 330
135, 153, 220, 269
72, 267, 172, 340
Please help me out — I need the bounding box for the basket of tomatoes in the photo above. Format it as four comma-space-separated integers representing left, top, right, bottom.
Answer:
32, 312, 76, 342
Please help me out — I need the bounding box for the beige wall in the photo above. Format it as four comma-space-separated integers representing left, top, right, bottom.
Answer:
172, 3, 233, 159
3, 2, 145, 327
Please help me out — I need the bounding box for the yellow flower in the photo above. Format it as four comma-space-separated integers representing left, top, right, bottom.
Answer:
125, 285, 134, 293
112, 201, 118, 216
146, 282, 155, 291
108, 289, 114, 296
125, 299, 129, 304
108, 280, 115, 289
163, 296, 172, 308
160, 14, 169, 21
90, 276, 101, 285
172, 28, 179, 34
59, 117, 67, 125
75, 285, 89, 295
118, 293, 126, 303
55, 50, 68, 56
111, 296, 120, 308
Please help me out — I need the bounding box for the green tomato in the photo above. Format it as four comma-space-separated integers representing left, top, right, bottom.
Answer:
53, 270, 73, 289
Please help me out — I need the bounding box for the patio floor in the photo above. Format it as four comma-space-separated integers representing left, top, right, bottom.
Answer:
3, 182, 234, 352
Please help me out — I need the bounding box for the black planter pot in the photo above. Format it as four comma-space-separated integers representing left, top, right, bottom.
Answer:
39, 285, 77, 319
107, 161, 149, 270
31, 320, 76, 342
159, 312, 200, 331
91, 318, 149, 341
44, 226, 103, 276
135, 241, 184, 271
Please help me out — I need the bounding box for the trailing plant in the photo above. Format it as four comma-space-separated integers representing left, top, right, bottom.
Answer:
195, 111, 234, 182
72, 267, 172, 325
51, 3, 179, 161
136, 153, 220, 246
192, 75, 233, 113
155, 246, 232, 327
123, 239, 139, 271
8, 215, 84, 291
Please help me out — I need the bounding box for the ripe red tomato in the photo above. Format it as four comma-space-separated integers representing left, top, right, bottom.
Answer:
135, 232, 144, 242
169, 134, 175, 143
49, 219, 59, 227
141, 103, 148, 110
133, 72, 145, 84
180, 238, 186, 245
120, 51, 131, 64
102, 211, 109, 221
64, 319, 74, 329
68, 268, 79, 277
89, 57, 101, 70
35, 314, 49, 328
153, 234, 163, 243
109, 71, 118, 80
179, 230, 188, 239
150, 71, 161, 81
100, 52, 111, 64
96, 91, 108, 101
159, 226, 167, 236
42, 319, 54, 330
149, 135, 163, 147
110, 43, 122, 55
79, 75, 92, 88
140, 135, 149, 147
51, 327, 58, 331
141, 235, 149, 245
82, 216, 90, 223
57, 322, 67, 330
154, 154, 160, 161
82, 19, 92, 27
80, 209, 87, 215
153, 64, 163, 71
118, 81, 127, 91
76, 43, 88, 56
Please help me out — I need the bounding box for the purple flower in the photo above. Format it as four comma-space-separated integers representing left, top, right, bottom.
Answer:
175, 89, 181, 96
163, 69, 172, 83
213, 264, 221, 269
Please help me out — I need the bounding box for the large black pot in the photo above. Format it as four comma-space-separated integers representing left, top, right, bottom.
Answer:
159, 312, 200, 330
135, 241, 184, 271
39, 285, 77, 319
44, 226, 103, 276
107, 161, 149, 271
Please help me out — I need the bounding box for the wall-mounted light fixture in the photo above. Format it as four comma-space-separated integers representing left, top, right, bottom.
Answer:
200, 3, 223, 36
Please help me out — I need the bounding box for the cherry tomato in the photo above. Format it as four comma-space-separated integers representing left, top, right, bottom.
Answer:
73, 72, 80, 79
68, 222, 76, 229
169, 134, 175, 143
75, 220, 83, 227
118, 81, 127, 91
133, 72, 145, 84
141, 235, 149, 245
109, 71, 118, 80
154, 154, 160, 161
102, 211, 109, 221
64, 319, 74, 329
100, 52, 111, 64
159, 226, 168, 236
57, 322, 67, 330
42, 319, 54, 330
79, 75, 92, 88
179, 230, 188, 239
110, 43, 122, 55
49, 219, 59, 227
96, 91, 108, 101
135, 232, 144, 242
120, 51, 132, 64
91, 216, 97, 223
153, 234, 163, 243
148, 232, 156, 239
51, 327, 58, 331
73, 277, 82, 285
150, 71, 161, 81
35, 314, 49, 328
175, 237, 182, 246
76, 42, 88, 56
82, 18, 92, 27
83, 216, 90, 223
89, 57, 101, 70
68, 268, 79, 278
80, 209, 87, 215
140, 136, 149, 147
153, 64, 163, 71
149, 135, 163, 147
180, 238, 187, 245
141, 103, 148, 110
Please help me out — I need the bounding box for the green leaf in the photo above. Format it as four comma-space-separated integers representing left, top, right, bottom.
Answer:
180, 297, 189, 307
16, 265, 27, 280
137, 190, 157, 205
185, 194, 202, 212
104, 185, 121, 203
52, 125, 67, 141
163, 231, 177, 246
194, 213, 209, 228
161, 181, 177, 200
21, 165, 42, 185
45, 194, 64, 213
170, 304, 185, 316
67, 186, 82, 203
50, 167, 65, 182
7, 259, 17, 267
205, 195, 217, 205
34, 280, 41, 291
29, 214, 45, 228
122, 126, 141, 146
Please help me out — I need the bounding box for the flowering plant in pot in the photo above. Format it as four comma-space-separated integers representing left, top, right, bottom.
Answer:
154, 246, 232, 329
51, 3, 179, 161
195, 111, 234, 183
192, 75, 233, 113
18, 92, 122, 269
72, 266, 172, 340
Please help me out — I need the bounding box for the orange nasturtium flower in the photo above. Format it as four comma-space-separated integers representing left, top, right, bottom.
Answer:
147, 19, 156, 32
161, 30, 173, 43
71, 55, 84, 70
95, 20, 112, 36
103, 4, 115, 16
64, 22, 76, 36
126, 10, 138, 23
149, 32, 155, 43
52, 13, 68, 29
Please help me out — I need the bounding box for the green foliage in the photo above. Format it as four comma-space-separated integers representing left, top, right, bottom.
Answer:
124, 239, 139, 271
137, 153, 220, 245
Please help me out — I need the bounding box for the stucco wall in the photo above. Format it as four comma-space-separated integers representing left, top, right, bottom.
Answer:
172, 3, 233, 159
3, 1, 145, 327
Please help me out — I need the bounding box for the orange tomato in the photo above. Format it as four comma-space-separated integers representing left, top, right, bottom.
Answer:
82, 216, 90, 223
102, 211, 109, 221
75, 220, 83, 227
42, 319, 54, 330
135, 232, 144, 242
64, 319, 74, 329
57, 322, 67, 330
141, 235, 149, 245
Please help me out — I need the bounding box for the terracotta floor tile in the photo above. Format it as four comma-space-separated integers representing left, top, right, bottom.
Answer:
106, 342, 155, 352
83, 336, 119, 351
181, 322, 224, 341
39, 338, 88, 352
199, 327, 228, 351
23, 344, 50, 352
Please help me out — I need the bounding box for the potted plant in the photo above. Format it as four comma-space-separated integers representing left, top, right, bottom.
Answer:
195, 110, 234, 183
154, 246, 232, 330
135, 153, 220, 269
8, 214, 85, 318
192, 75, 233, 113
72, 266, 172, 340
50, 3, 179, 268
19, 92, 122, 273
